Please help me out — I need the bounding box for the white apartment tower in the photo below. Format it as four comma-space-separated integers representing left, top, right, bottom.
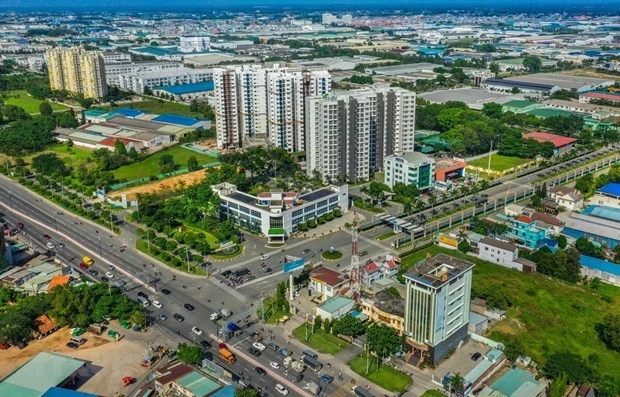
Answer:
213, 68, 241, 149
266, 68, 304, 151
306, 95, 345, 182
237, 65, 267, 140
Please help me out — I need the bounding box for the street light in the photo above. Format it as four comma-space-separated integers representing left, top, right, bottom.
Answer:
98, 236, 102, 258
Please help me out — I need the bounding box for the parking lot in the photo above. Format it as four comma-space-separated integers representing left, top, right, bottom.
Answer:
432, 339, 492, 382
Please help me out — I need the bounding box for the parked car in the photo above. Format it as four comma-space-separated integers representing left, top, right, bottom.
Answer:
100, 276, 109, 283
88, 269, 98, 276
107, 265, 115, 270
210, 313, 220, 321
152, 300, 163, 309
0, 343, 10, 350
275, 384, 289, 395
278, 348, 292, 357
248, 347, 262, 357
66, 342, 79, 350
105, 272, 114, 279
471, 352, 482, 361
252, 342, 266, 351
320, 374, 334, 384
268, 343, 279, 351
255, 367, 267, 376
159, 314, 167, 321
270, 361, 280, 370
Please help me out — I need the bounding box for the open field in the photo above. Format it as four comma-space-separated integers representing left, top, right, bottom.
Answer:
292, 324, 347, 355
468, 154, 530, 172
113, 145, 218, 181
3, 90, 69, 114
97, 99, 201, 118
400, 245, 620, 379
109, 167, 209, 201
349, 356, 412, 393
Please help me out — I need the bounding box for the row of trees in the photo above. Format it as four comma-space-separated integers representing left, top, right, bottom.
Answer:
575, 164, 620, 196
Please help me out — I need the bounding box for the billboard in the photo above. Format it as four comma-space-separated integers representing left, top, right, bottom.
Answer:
283, 258, 304, 273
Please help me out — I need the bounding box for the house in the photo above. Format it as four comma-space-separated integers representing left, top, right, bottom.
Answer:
380, 258, 398, 278
548, 186, 584, 211
493, 213, 553, 249
477, 237, 524, 271
361, 261, 383, 287
468, 311, 489, 335
360, 290, 405, 335
309, 267, 347, 302
46, 275, 71, 293
34, 314, 58, 339
530, 212, 563, 234
471, 297, 506, 321
478, 368, 547, 397
577, 386, 598, 397
504, 204, 525, 217
155, 361, 193, 393
315, 296, 356, 320
522, 132, 577, 156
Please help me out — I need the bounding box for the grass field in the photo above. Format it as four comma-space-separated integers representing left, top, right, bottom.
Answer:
468, 154, 531, 172
3, 90, 69, 114
20, 144, 94, 167
349, 356, 412, 393
292, 324, 347, 355
97, 99, 202, 118
421, 391, 447, 397
113, 145, 218, 180
400, 245, 620, 379
182, 222, 221, 248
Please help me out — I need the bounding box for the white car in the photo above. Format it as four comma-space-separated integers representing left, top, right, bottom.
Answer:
260, 254, 270, 260
191, 327, 203, 336
152, 300, 163, 309
210, 313, 220, 321
275, 384, 288, 395
105, 272, 114, 279
107, 265, 115, 270
46, 242, 55, 249
269, 361, 280, 370
253, 342, 266, 351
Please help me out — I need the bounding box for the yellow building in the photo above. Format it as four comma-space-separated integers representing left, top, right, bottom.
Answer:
45, 47, 107, 100
360, 290, 405, 335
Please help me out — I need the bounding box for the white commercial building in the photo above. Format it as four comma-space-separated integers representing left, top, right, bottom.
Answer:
118, 68, 213, 94
477, 237, 521, 271
102, 51, 132, 64
105, 61, 183, 86
213, 65, 331, 150
211, 182, 349, 241
321, 13, 338, 24
306, 87, 416, 183
384, 152, 435, 190
179, 36, 210, 53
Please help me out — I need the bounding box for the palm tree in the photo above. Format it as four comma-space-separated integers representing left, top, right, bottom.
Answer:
428, 193, 437, 210
449, 373, 465, 397
402, 197, 413, 216
456, 228, 468, 241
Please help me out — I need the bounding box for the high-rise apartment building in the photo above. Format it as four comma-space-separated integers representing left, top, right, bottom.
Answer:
213, 68, 241, 149
403, 254, 474, 365
305, 86, 416, 183
213, 65, 331, 151
45, 47, 107, 100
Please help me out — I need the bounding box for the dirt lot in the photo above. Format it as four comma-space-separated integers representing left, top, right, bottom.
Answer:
558, 69, 620, 79
0, 323, 177, 396
108, 168, 209, 201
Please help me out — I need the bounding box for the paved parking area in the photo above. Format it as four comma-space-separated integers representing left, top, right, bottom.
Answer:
432, 339, 491, 381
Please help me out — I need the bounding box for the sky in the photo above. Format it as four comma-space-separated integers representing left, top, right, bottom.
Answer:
0, 0, 616, 11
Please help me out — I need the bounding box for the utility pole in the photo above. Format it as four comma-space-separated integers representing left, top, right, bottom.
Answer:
260, 294, 265, 323
487, 141, 493, 172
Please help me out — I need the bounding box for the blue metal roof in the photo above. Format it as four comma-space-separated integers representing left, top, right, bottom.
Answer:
156, 81, 214, 95
596, 183, 620, 199
210, 385, 237, 397
152, 114, 201, 126
42, 387, 99, 397
110, 108, 145, 118
582, 205, 620, 222
580, 255, 620, 276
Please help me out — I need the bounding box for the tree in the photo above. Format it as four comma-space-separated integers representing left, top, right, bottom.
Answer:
130, 310, 146, 327
177, 343, 203, 365
323, 318, 331, 333
0, 311, 33, 344
128, 146, 139, 161
548, 372, 568, 397
458, 239, 471, 253
158, 154, 176, 174
502, 336, 524, 361
32, 153, 69, 176
39, 102, 53, 115
365, 182, 388, 206
187, 155, 199, 171
449, 373, 465, 396
557, 235, 568, 249
366, 324, 401, 368
523, 56, 542, 73
235, 389, 260, 397
55, 112, 78, 128
114, 139, 127, 156
332, 314, 365, 337
598, 314, 620, 352
489, 62, 500, 75
481, 102, 503, 119
543, 351, 595, 384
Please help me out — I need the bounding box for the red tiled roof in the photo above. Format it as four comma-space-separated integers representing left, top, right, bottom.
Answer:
523, 132, 577, 148
363, 262, 379, 274
581, 92, 620, 102
516, 215, 533, 224
47, 275, 70, 292
98, 137, 139, 147
311, 267, 344, 287
384, 260, 396, 269
531, 212, 561, 227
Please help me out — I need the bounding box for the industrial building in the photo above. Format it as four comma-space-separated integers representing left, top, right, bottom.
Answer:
522, 132, 577, 156
104, 61, 183, 86
118, 68, 213, 94
384, 152, 435, 191
403, 254, 474, 365
153, 81, 214, 101
179, 36, 211, 53
505, 73, 614, 93
45, 47, 107, 100
481, 78, 560, 95
211, 182, 349, 241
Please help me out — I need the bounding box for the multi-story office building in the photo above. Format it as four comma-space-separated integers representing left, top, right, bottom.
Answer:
403, 254, 474, 365
45, 47, 107, 100
117, 68, 213, 94
179, 36, 211, 53
213, 65, 331, 150
305, 86, 416, 183
384, 152, 435, 191
105, 61, 183, 86
211, 182, 348, 241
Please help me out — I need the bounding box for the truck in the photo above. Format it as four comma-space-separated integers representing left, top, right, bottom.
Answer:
218, 348, 235, 364
285, 369, 303, 383
302, 355, 322, 372
304, 381, 321, 395
351, 386, 375, 397
220, 308, 232, 317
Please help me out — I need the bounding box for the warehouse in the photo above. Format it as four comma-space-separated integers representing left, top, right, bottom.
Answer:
481, 78, 560, 95
420, 87, 524, 110
153, 81, 214, 101
506, 73, 614, 93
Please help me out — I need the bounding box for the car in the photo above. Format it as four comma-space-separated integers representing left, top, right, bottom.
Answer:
173, 313, 184, 322
137, 291, 148, 299
252, 342, 266, 351
471, 352, 482, 361
16, 223, 24, 230
66, 342, 79, 350
105, 272, 114, 279
152, 300, 163, 309
107, 264, 115, 270
46, 242, 55, 249
43, 234, 51, 240
218, 342, 227, 349
82, 256, 94, 265
260, 254, 270, 260
200, 340, 211, 350
221, 270, 232, 278
255, 367, 267, 376
0, 343, 9, 350
184, 303, 195, 311
210, 313, 220, 321
275, 384, 289, 395
278, 348, 292, 357
161, 288, 171, 295
248, 347, 262, 357
265, 267, 272, 273
100, 276, 109, 283
58, 242, 65, 248
88, 269, 98, 276
270, 361, 281, 370
268, 343, 279, 351
191, 327, 203, 336
159, 314, 167, 321
302, 249, 311, 255
320, 374, 334, 384
293, 290, 300, 298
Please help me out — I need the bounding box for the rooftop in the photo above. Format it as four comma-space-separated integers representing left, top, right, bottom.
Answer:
405, 253, 475, 288
507, 72, 613, 91
368, 290, 405, 317
581, 92, 620, 102
311, 267, 345, 287
580, 254, 620, 276
483, 368, 542, 397
559, 212, 620, 241
0, 352, 87, 397
155, 81, 214, 95
596, 183, 620, 198
34, 314, 57, 335
318, 296, 355, 314
42, 388, 98, 397
482, 78, 557, 92
156, 361, 193, 386
397, 152, 434, 165
503, 100, 538, 109
175, 371, 221, 396
479, 237, 517, 252
523, 131, 578, 148
152, 114, 206, 126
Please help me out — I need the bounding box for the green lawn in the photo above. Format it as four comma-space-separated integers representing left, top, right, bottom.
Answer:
182, 222, 221, 248
22, 144, 94, 167
97, 99, 202, 118
113, 145, 218, 180
3, 90, 69, 114
292, 324, 347, 355
349, 356, 412, 393
421, 391, 447, 397
400, 245, 620, 379
468, 154, 531, 172
136, 239, 207, 275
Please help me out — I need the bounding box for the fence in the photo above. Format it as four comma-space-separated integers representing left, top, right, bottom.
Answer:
107, 161, 221, 191
181, 143, 221, 158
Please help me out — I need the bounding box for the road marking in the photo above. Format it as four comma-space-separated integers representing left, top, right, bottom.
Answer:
234, 336, 252, 347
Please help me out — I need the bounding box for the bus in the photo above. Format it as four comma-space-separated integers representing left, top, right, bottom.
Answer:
352, 386, 375, 397
302, 355, 322, 372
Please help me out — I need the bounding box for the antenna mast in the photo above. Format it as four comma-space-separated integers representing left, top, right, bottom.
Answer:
349, 211, 361, 299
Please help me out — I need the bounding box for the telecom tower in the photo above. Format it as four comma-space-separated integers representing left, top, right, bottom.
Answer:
349, 211, 361, 299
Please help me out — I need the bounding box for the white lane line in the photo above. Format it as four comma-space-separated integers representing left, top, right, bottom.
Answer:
234, 336, 252, 347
